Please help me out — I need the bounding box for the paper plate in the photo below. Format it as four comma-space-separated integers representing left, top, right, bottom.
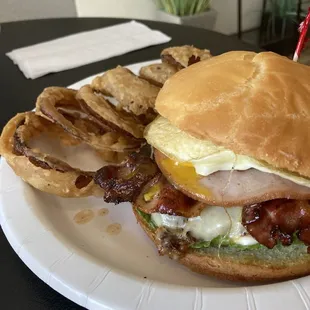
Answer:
1, 61, 310, 310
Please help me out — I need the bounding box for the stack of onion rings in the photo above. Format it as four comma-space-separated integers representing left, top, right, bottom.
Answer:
0, 83, 147, 197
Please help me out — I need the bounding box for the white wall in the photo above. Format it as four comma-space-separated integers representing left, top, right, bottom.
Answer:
76, 0, 264, 35
75, 0, 158, 20
1, 0, 263, 35
212, 0, 263, 35
0, 0, 76, 23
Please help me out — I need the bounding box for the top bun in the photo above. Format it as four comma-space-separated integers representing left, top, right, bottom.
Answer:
155, 51, 310, 178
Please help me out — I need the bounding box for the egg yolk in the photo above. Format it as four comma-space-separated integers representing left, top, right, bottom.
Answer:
161, 157, 211, 198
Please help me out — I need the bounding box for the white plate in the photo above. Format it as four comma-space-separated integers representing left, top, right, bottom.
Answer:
1, 60, 310, 310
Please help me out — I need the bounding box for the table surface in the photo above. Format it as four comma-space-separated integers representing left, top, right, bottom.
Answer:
0, 18, 260, 309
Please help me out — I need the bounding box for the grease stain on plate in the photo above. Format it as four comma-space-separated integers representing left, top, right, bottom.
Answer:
98, 208, 109, 216
74, 209, 95, 224
106, 223, 122, 235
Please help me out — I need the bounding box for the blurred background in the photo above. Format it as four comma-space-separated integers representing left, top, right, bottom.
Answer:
1, 0, 309, 63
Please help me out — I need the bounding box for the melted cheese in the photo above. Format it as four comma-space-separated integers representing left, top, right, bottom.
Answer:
151, 206, 257, 245
145, 117, 310, 188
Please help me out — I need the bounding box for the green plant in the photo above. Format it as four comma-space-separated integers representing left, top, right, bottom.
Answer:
154, 0, 212, 17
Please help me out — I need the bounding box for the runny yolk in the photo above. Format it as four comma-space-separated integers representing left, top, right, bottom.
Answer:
161, 157, 211, 198
176, 161, 193, 167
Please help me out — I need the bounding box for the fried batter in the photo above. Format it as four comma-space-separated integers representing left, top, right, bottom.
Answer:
36, 87, 142, 152
161, 45, 212, 69
0, 112, 105, 197
77, 85, 144, 138
91, 66, 160, 116
139, 63, 178, 87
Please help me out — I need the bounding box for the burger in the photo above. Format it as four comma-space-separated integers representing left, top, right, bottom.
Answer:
132, 51, 310, 281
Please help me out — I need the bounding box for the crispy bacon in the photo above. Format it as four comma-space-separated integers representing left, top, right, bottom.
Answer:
136, 173, 310, 251
134, 174, 205, 217
242, 200, 310, 248
94, 152, 159, 204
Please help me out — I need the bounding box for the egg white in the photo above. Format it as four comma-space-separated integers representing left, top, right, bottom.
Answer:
145, 116, 310, 188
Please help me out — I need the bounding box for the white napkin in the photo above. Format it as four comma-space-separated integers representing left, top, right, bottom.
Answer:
6, 21, 171, 79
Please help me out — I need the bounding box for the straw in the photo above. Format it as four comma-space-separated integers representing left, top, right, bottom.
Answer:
293, 7, 310, 62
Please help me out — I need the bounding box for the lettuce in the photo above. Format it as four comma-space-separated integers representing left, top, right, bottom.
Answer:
190, 236, 263, 250
136, 208, 157, 231
190, 232, 303, 251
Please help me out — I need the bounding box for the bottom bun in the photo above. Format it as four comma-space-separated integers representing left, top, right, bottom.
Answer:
133, 206, 310, 282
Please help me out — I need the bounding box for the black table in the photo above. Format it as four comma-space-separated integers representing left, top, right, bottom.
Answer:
0, 18, 260, 309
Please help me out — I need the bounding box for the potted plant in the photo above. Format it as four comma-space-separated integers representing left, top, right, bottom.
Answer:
155, 0, 217, 30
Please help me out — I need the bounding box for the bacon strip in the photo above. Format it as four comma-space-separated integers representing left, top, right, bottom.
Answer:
135, 173, 310, 250
94, 152, 159, 204
134, 174, 206, 217
242, 200, 310, 249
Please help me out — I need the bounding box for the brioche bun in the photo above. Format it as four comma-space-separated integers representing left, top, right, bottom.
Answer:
133, 206, 310, 282
155, 51, 310, 179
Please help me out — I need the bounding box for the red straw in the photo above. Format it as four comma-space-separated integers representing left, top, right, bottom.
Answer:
293, 7, 310, 62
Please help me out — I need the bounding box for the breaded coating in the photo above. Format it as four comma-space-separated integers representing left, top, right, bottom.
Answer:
139, 63, 178, 87
91, 66, 160, 116
161, 45, 212, 69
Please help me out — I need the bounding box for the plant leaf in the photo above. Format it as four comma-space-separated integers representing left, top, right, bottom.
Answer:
156, 0, 211, 16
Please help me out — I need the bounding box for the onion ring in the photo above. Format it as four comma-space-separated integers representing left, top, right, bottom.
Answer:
77, 85, 144, 138
0, 112, 106, 197
35, 87, 143, 152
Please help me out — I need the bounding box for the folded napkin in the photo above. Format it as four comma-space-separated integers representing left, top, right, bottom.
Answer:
6, 21, 171, 79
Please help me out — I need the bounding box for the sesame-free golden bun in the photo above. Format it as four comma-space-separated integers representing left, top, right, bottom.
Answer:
155, 51, 310, 179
